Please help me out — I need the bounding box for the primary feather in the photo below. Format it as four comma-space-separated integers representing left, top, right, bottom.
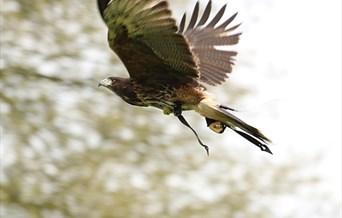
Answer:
179, 0, 241, 86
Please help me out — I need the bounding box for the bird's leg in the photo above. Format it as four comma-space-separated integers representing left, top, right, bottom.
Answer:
205, 118, 227, 134
173, 101, 182, 117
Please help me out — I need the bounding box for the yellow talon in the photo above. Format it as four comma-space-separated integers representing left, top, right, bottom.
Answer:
163, 107, 173, 115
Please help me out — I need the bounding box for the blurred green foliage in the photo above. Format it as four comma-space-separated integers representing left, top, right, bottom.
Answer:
0, 0, 337, 218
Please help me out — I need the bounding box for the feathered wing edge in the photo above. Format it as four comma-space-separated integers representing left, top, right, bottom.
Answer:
97, 0, 240, 86
101, 0, 200, 83
178, 0, 241, 86
97, 0, 110, 21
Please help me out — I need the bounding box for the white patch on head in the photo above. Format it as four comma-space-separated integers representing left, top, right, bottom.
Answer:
100, 78, 113, 86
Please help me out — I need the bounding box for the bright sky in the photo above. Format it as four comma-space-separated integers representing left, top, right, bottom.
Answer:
172, 1, 341, 212
234, 0, 341, 208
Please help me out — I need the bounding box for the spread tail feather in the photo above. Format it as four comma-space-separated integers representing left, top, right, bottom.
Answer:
197, 98, 272, 154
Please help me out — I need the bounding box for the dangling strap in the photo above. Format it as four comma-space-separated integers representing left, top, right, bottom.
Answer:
177, 115, 209, 156
233, 129, 273, 154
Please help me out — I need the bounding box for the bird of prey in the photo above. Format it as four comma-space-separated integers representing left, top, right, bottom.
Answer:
97, 0, 272, 154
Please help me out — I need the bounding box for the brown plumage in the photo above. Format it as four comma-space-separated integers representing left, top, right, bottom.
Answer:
97, 0, 272, 154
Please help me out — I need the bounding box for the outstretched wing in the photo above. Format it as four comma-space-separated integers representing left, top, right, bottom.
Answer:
179, 0, 241, 86
99, 0, 200, 85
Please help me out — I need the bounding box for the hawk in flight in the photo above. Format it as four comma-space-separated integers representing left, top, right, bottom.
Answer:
97, 0, 272, 154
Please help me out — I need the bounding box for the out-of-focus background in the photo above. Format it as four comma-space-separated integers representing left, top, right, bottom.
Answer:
1, 0, 341, 217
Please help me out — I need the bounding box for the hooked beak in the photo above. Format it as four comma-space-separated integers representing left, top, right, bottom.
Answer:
98, 78, 111, 87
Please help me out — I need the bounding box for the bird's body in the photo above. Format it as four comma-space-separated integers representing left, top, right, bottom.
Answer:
97, 0, 273, 154
101, 77, 205, 114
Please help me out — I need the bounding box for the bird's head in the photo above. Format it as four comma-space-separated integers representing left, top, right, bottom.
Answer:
98, 76, 130, 93
98, 76, 117, 88
98, 76, 142, 106
98, 76, 122, 94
